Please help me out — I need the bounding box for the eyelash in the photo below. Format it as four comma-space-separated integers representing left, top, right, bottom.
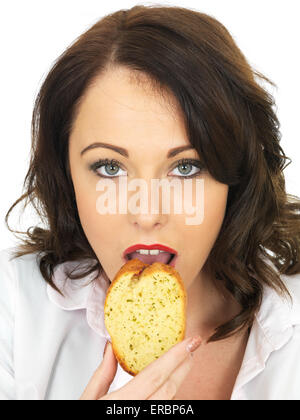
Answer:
89, 158, 205, 179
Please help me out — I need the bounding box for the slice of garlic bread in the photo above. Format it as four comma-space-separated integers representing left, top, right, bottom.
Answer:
104, 258, 186, 376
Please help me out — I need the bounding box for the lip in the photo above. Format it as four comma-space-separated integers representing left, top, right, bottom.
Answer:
123, 243, 178, 259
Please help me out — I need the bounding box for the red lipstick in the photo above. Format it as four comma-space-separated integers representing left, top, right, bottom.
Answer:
123, 243, 178, 259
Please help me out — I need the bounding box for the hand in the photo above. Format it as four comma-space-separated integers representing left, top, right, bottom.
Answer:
80, 335, 202, 400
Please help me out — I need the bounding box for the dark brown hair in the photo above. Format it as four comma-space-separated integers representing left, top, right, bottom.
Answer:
5, 4, 300, 342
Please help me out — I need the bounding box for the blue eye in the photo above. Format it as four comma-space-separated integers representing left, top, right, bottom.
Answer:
89, 158, 205, 179
89, 159, 127, 178
170, 158, 205, 179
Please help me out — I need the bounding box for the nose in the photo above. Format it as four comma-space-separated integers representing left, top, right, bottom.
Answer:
129, 212, 168, 231
127, 177, 169, 232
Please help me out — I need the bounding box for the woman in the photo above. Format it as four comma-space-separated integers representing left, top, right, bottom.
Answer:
1, 5, 300, 400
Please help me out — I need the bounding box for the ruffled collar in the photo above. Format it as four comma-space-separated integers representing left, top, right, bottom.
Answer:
46, 259, 111, 341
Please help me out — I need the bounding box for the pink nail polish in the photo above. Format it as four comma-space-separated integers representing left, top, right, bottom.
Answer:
186, 336, 202, 353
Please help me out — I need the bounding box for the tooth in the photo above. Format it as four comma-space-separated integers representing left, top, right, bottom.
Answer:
134, 249, 169, 255
149, 250, 160, 255
138, 249, 149, 255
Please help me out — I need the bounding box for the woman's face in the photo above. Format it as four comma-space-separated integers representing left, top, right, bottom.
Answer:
69, 67, 228, 291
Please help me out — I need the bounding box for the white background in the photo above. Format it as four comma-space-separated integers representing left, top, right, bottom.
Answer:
0, 0, 299, 250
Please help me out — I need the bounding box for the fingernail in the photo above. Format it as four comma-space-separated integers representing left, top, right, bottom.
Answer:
186, 336, 202, 353
103, 340, 111, 358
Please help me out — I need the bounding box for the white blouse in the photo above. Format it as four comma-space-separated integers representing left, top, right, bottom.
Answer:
1, 246, 300, 400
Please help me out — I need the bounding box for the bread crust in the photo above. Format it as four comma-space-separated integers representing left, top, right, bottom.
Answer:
104, 258, 187, 376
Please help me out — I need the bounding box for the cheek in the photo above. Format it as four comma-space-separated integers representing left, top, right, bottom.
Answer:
203, 178, 228, 236
179, 178, 228, 260
206, 197, 227, 263
74, 181, 120, 246
72, 175, 126, 267
72, 173, 96, 230
70, 163, 103, 242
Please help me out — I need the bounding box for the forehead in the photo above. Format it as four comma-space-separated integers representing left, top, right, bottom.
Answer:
70, 67, 191, 152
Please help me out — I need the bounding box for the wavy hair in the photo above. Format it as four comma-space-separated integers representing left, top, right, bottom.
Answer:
5, 4, 300, 342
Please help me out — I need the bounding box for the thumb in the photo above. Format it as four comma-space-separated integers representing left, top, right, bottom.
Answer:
80, 341, 118, 400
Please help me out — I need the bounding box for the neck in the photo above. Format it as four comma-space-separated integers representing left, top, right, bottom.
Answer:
185, 264, 242, 342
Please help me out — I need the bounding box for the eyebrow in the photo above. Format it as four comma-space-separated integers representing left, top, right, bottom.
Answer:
80, 142, 194, 158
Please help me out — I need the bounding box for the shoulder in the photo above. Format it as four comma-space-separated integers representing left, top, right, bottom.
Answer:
262, 256, 300, 324
0, 246, 46, 309
234, 269, 300, 399
0, 247, 37, 385
280, 271, 300, 323
279, 271, 300, 358
0, 247, 20, 311
0, 246, 40, 272
0, 245, 42, 280
264, 271, 300, 398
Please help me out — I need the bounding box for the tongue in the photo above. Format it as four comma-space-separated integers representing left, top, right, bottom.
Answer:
128, 252, 173, 265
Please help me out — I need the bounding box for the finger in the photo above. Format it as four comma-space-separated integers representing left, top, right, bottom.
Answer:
80, 341, 118, 400
115, 335, 202, 400
147, 353, 193, 400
